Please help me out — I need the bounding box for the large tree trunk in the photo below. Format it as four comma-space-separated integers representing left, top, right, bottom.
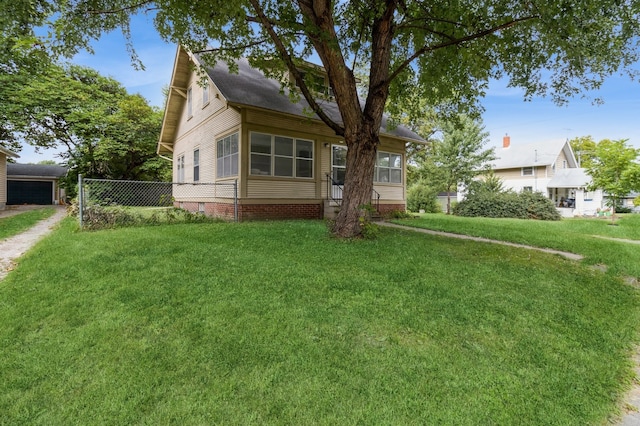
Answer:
332, 124, 379, 238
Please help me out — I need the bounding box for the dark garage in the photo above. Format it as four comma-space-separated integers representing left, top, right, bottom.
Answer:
7, 164, 67, 205
7, 180, 54, 205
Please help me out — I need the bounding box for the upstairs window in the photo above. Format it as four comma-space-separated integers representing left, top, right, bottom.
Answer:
187, 87, 193, 118
202, 84, 209, 106
522, 167, 534, 176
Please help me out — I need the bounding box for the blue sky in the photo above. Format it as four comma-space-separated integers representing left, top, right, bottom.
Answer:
18, 15, 640, 163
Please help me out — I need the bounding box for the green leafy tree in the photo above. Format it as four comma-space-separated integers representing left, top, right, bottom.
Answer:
569, 136, 598, 168
420, 115, 495, 214
0, 63, 170, 192
19, 0, 640, 236
585, 139, 640, 223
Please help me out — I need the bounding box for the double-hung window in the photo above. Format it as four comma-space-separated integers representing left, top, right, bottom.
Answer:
216, 133, 239, 178
177, 154, 185, 183
202, 84, 209, 106
187, 87, 193, 118
250, 132, 313, 178
374, 151, 402, 183
193, 149, 200, 182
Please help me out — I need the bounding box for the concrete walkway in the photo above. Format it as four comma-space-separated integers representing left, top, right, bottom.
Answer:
379, 222, 584, 260
0, 206, 68, 280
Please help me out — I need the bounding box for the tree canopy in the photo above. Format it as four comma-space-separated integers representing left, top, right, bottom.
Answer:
585, 139, 640, 222
6, 0, 640, 236
0, 63, 170, 191
426, 115, 495, 214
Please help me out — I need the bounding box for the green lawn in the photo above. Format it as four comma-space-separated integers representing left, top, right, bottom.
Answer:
393, 213, 640, 279
0, 219, 638, 424
0, 208, 56, 240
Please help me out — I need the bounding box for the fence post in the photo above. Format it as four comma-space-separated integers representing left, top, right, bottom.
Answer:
78, 174, 84, 228
234, 179, 238, 222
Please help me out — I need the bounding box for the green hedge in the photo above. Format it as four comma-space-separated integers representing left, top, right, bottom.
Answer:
454, 190, 561, 220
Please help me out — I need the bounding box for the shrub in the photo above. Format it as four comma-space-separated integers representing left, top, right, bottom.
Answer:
407, 181, 440, 213
454, 190, 560, 221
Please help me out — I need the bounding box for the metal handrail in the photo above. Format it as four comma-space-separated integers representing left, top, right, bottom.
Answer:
326, 173, 380, 212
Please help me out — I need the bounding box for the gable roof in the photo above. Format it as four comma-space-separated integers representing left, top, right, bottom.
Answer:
0, 146, 19, 158
158, 46, 422, 156
7, 163, 67, 178
491, 139, 577, 170
205, 57, 421, 141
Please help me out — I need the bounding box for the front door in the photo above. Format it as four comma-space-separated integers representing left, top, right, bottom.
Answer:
331, 145, 347, 201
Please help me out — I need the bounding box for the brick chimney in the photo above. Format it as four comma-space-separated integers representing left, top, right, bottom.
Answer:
503, 134, 511, 148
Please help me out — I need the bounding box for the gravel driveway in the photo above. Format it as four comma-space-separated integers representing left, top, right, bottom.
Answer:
0, 206, 67, 280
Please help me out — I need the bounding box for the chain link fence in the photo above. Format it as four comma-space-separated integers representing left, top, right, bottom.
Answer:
77, 175, 237, 230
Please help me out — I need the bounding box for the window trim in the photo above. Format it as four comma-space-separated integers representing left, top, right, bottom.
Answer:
249, 131, 314, 179
177, 154, 185, 183
193, 148, 200, 182
374, 150, 402, 184
216, 132, 239, 179
521, 166, 534, 176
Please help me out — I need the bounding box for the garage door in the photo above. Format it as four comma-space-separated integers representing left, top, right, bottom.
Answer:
7, 180, 53, 205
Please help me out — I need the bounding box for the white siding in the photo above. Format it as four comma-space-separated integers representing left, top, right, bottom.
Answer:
173, 108, 241, 183
247, 180, 316, 199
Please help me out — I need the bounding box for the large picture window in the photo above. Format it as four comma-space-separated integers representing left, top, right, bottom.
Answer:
374, 151, 402, 183
216, 133, 239, 178
250, 132, 313, 178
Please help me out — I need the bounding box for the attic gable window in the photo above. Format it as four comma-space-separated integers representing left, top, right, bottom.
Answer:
522, 167, 534, 176
202, 84, 209, 106
187, 86, 193, 118
293, 68, 332, 98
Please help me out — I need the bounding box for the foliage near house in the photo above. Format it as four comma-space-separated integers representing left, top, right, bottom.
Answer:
412, 115, 495, 214
11, 0, 640, 237
406, 179, 440, 213
454, 181, 560, 220
585, 139, 640, 222
0, 63, 170, 192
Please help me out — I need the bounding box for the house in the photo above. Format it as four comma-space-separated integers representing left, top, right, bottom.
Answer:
488, 136, 603, 217
157, 46, 422, 220
6, 163, 67, 205
1, 146, 19, 210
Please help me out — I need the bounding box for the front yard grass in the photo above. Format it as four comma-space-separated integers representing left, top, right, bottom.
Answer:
0, 219, 639, 424
0, 207, 56, 240
393, 213, 640, 279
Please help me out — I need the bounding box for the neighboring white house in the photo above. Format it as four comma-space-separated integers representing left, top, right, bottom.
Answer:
485, 136, 604, 217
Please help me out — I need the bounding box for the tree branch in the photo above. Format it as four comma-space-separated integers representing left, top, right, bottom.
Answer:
247, 0, 345, 136
86, 1, 153, 15
389, 15, 539, 83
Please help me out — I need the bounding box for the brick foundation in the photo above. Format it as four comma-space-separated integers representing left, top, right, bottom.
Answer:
175, 201, 322, 221
378, 203, 407, 216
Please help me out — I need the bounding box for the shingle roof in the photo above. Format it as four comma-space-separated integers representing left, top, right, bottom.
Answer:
491, 139, 576, 169
204, 57, 423, 141
547, 168, 591, 188
7, 163, 67, 178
